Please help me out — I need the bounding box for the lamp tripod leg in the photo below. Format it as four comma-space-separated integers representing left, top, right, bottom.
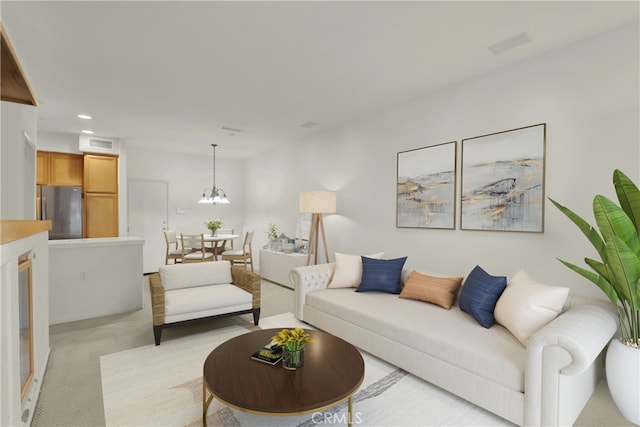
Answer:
318, 215, 329, 264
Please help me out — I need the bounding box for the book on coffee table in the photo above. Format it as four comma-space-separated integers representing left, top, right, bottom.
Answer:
250, 343, 283, 365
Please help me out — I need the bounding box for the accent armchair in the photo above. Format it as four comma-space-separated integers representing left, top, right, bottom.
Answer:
149, 261, 261, 345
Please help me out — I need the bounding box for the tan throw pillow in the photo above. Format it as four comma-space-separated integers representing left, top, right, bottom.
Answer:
494, 269, 569, 346
328, 252, 384, 288
399, 271, 463, 309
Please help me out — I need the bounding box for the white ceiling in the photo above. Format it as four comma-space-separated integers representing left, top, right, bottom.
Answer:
2, 1, 638, 159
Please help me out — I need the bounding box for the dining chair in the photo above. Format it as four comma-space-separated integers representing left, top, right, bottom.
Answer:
222, 231, 254, 271
180, 234, 215, 263
208, 228, 235, 259
164, 230, 183, 264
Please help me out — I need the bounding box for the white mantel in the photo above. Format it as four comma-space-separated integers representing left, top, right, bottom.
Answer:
48, 236, 144, 324
1, 221, 51, 426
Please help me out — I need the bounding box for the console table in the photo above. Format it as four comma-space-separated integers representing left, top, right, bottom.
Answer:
259, 249, 307, 288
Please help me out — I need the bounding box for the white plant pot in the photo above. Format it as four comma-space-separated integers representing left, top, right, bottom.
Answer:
605, 338, 640, 425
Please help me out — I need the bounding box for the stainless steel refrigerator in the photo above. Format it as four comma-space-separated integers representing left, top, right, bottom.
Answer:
38, 185, 83, 239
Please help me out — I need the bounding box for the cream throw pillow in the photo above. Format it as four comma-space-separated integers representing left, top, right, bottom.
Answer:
494, 269, 569, 346
328, 252, 384, 288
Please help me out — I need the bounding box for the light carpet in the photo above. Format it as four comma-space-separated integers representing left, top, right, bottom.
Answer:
101, 313, 513, 427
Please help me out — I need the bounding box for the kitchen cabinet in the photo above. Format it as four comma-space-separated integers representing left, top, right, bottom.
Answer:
36, 151, 83, 186
83, 153, 119, 238
36, 151, 47, 184
84, 154, 118, 193
84, 193, 118, 238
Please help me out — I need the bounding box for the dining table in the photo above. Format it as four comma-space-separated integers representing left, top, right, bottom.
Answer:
202, 233, 240, 260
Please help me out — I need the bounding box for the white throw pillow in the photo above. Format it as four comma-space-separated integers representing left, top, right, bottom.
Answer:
494, 269, 569, 346
328, 252, 384, 288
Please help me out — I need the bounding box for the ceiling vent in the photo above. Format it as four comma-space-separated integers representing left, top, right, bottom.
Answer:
488, 33, 531, 55
221, 126, 242, 133
79, 134, 120, 155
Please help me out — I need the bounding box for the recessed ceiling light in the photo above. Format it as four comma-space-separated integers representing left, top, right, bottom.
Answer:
77, 114, 92, 120
81, 130, 94, 134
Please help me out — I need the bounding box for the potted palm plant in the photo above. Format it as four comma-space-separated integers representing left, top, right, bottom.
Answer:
549, 169, 639, 425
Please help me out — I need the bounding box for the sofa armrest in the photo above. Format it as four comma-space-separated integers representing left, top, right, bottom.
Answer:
149, 273, 166, 326
231, 266, 261, 309
290, 263, 335, 320
524, 300, 617, 426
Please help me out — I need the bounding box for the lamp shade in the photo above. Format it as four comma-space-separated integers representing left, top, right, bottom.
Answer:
299, 191, 336, 214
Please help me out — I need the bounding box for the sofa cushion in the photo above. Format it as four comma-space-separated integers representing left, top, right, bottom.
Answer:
357, 256, 407, 294
305, 288, 525, 392
164, 284, 251, 323
328, 252, 384, 288
458, 265, 507, 328
159, 261, 233, 291
494, 269, 570, 346
399, 271, 463, 309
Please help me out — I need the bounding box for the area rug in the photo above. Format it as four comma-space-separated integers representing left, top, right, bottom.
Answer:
101, 313, 513, 426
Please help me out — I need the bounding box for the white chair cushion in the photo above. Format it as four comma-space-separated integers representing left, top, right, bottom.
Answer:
184, 252, 214, 261
159, 261, 232, 291
222, 249, 246, 256
164, 284, 252, 323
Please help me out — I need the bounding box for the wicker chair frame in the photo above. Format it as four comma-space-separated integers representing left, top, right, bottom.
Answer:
149, 265, 261, 345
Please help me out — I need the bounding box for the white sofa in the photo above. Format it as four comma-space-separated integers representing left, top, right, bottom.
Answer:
149, 261, 261, 345
291, 263, 618, 427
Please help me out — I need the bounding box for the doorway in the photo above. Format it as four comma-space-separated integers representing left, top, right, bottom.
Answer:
128, 179, 169, 274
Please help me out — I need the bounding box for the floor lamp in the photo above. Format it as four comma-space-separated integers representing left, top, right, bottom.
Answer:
299, 191, 336, 265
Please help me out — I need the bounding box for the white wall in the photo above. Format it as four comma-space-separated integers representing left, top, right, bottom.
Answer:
1, 101, 38, 220
126, 146, 245, 236
245, 22, 640, 298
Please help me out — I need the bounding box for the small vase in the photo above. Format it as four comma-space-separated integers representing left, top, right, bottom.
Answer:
210, 230, 217, 237
282, 347, 304, 370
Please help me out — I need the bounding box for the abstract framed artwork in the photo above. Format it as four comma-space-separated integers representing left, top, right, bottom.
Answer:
397, 141, 457, 229
460, 123, 546, 232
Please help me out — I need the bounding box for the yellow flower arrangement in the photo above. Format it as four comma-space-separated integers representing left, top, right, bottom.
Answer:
271, 327, 314, 351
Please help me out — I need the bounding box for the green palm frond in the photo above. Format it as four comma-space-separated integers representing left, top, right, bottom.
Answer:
614, 169, 640, 236
550, 169, 640, 346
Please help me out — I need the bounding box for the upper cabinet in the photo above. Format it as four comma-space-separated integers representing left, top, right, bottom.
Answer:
83, 154, 118, 193
37, 151, 83, 186
83, 153, 119, 238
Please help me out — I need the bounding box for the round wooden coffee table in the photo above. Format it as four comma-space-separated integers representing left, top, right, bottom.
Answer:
202, 328, 364, 426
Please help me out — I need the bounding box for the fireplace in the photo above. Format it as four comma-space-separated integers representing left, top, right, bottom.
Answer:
1, 220, 50, 426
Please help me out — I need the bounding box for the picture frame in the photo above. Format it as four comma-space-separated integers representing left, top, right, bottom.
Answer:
396, 141, 457, 229
460, 123, 546, 232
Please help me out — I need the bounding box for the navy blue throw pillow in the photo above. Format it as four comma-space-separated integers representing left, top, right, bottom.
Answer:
458, 265, 507, 328
356, 256, 407, 294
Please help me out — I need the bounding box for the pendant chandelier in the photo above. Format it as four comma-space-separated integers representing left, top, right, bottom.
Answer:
198, 143, 230, 204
